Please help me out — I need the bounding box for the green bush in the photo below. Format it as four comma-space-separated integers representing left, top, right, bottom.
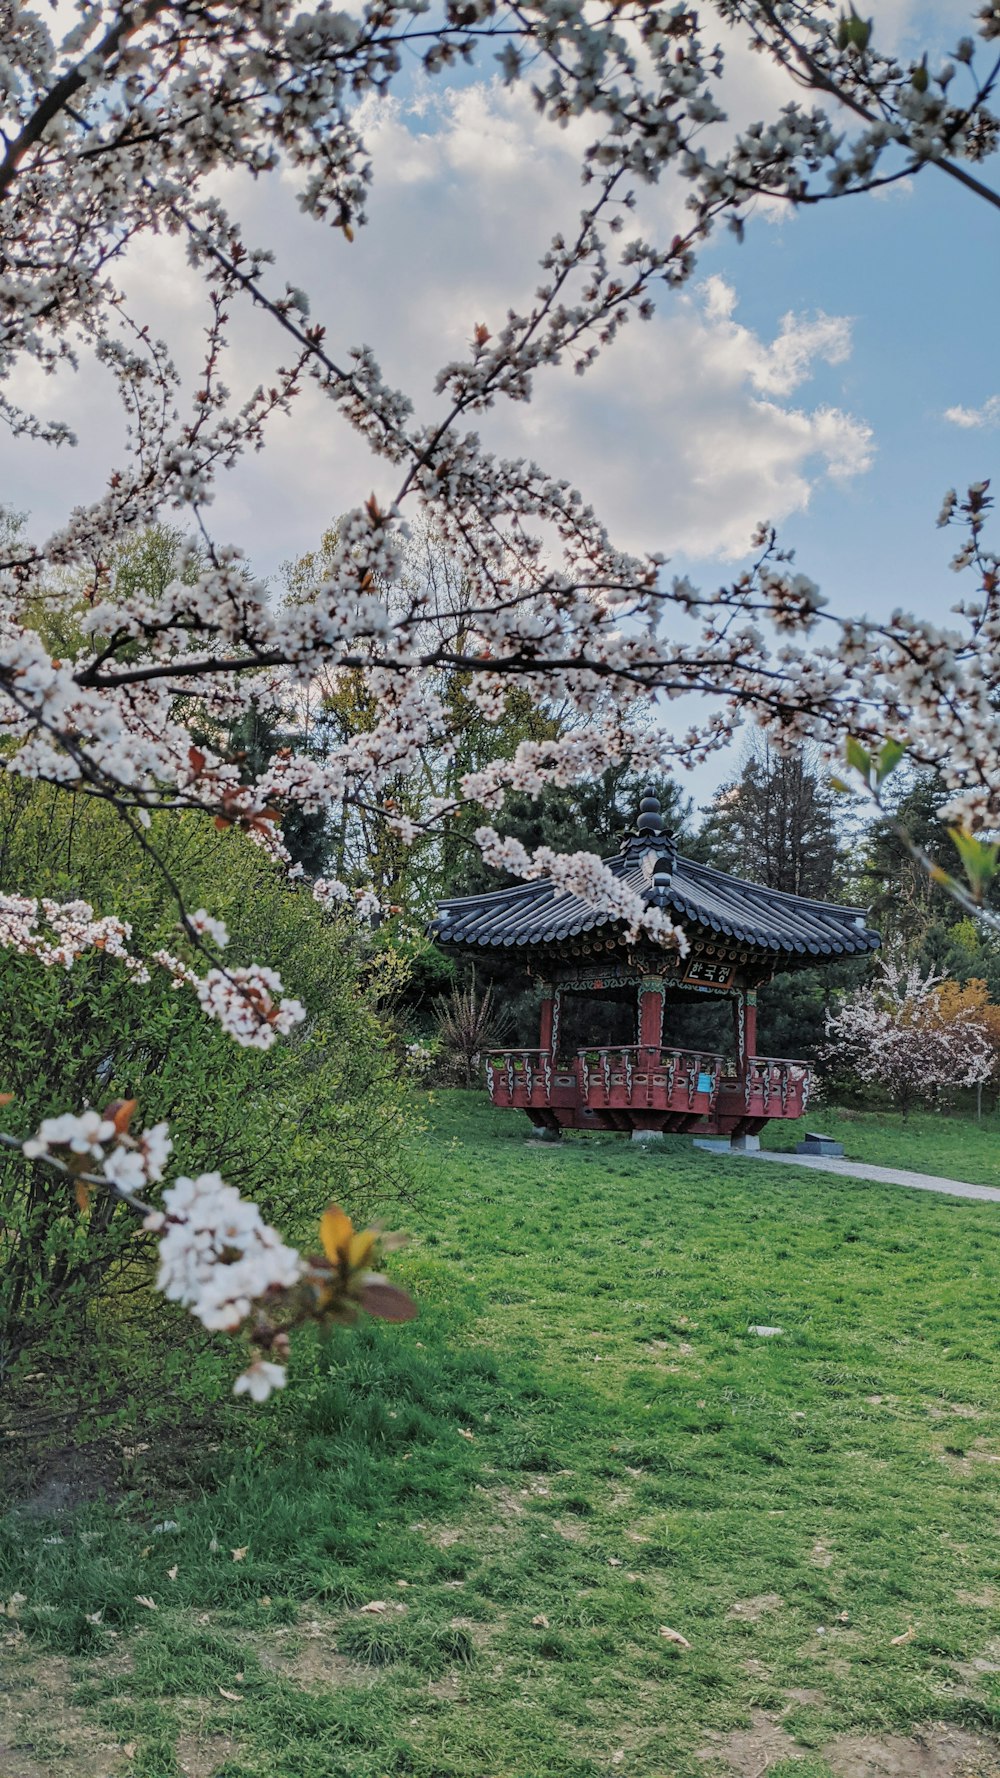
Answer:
0, 785, 408, 1369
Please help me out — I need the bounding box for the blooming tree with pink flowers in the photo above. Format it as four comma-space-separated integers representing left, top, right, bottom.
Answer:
2, 0, 999, 1390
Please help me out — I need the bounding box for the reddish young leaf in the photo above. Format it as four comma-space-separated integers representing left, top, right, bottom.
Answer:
105, 1098, 138, 1136
358, 1278, 418, 1323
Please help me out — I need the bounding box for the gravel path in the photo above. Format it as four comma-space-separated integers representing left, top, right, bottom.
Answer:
696, 1143, 1000, 1203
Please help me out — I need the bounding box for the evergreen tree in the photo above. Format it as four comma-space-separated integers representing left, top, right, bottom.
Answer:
698, 736, 861, 1061
446, 768, 698, 898
698, 733, 844, 898
863, 767, 1000, 951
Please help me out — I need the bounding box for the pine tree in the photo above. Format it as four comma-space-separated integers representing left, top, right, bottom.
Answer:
698, 734, 843, 898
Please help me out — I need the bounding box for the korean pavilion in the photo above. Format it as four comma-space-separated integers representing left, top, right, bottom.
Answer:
431, 788, 880, 1144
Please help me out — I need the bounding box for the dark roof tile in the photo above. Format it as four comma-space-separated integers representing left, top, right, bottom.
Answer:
432, 793, 879, 965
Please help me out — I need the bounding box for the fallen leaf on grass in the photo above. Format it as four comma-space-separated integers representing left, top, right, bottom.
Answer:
218, 1687, 243, 1702
531, 1614, 550, 1629
608, 1557, 622, 1567
84, 1610, 103, 1626
231, 1547, 248, 1562
457, 1428, 475, 1441
167, 1566, 178, 1582
134, 1596, 157, 1611
658, 1626, 690, 1648
890, 1627, 915, 1646
122, 1744, 136, 1760
611, 1755, 625, 1767
360, 1600, 388, 1613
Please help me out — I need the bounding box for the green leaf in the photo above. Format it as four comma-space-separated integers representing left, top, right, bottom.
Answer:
948, 828, 999, 900
845, 737, 871, 780
829, 776, 852, 794
846, 10, 872, 49
875, 738, 906, 783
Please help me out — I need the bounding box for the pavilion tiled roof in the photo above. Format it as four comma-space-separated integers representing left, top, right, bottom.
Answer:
431, 790, 880, 965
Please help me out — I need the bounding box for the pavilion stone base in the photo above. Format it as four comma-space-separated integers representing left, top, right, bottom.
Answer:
631, 1127, 664, 1143
693, 1136, 761, 1155
797, 1132, 845, 1156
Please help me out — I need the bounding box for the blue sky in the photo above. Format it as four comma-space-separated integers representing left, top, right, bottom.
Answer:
691, 162, 999, 628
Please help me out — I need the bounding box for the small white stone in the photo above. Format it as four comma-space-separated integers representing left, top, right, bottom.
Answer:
749, 1325, 783, 1337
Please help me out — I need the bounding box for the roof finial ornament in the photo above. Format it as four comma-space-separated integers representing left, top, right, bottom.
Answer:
635, 784, 663, 836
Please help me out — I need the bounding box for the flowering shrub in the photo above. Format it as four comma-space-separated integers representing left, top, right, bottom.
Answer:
7, 1100, 414, 1397
823, 957, 995, 1115
2, 0, 1000, 1383
403, 1041, 435, 1079
0, 790, 407, 1377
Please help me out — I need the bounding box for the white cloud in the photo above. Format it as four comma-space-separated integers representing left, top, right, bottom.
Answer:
0, 79, 873, 574
943, 395, 1000, 430
499, 274, 872, 559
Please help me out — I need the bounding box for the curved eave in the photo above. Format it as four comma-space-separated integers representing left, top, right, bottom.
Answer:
431, 847, 881, 962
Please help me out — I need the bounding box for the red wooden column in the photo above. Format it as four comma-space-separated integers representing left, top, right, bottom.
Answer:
637, 977, 664, 1051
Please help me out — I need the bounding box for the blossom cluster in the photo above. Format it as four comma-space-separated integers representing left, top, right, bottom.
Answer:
146, 1173, 303, 1334
13, 1101, 414, 1401
475, 828, 689, 952
824, 957, 995, 1113
0, 895, 149, 979
22, 1106, 173, 1198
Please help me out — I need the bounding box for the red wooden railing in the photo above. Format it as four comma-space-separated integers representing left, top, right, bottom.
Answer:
484, 1045, 811, 1121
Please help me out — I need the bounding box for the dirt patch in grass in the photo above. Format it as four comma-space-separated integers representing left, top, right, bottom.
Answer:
551, 1516, 588, 1542
742, 1658, 771, 1679
728, 1593, 784, 1622
6, 1443, 121, 1517
823, 1723, 1000, 1777
174, 1730, 244, 1778
474, 1480, 531, 1526
0, 1654, 129, 1777
953, 1647, 1000, 1681
250, 1618, 380, 1689
936, 1439, 1000, 1477
424, 1523, 467, 1548
696, 1707, 805, 1772
698, 1717, 1000, 1778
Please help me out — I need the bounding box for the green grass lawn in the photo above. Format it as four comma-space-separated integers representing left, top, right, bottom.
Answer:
3, 1093, 1000, 1778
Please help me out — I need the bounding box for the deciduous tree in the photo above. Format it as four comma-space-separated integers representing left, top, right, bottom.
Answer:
824, 957, 994, 1116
